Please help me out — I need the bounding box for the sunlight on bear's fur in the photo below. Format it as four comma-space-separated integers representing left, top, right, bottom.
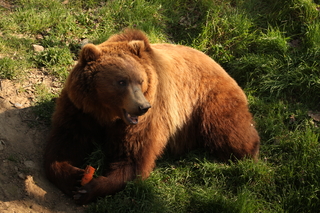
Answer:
44, 29, 260, 204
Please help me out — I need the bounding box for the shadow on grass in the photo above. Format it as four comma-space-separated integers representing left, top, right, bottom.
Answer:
31, 98, 56, 126
158, 0, 213, 45
86, 150, 264, 213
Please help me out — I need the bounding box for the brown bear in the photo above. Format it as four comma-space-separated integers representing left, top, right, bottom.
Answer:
44, 29, 260, 204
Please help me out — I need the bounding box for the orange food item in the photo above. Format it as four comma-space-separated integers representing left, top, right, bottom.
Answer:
81, 165, 96, 186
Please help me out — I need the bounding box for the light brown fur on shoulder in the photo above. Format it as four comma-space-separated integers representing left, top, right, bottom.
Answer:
44, 29, 260, 205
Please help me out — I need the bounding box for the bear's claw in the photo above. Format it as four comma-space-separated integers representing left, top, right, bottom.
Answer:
73, 189, 87, 200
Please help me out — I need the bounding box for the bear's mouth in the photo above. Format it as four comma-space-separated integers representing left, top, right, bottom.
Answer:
123, 109, 139, 125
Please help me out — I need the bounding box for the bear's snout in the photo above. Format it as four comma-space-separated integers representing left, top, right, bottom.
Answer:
139, 104, 151, 114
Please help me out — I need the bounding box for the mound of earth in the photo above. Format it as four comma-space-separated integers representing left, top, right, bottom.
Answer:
0, 72, 85, 213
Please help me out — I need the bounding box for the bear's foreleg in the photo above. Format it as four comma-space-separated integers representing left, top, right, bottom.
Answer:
44, 160, 85, 196
73, 161, 136, 204
73, 142, 160, 204
44, 115, 99, 198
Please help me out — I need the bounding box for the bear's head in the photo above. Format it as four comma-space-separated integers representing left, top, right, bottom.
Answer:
65, 30, 154, 125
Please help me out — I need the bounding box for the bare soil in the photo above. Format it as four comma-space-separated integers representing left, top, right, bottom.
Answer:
0, 73, 85, 213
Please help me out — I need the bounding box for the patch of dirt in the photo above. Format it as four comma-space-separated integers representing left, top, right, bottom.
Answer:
0, 0, 12, 10
0, 72, 85, 212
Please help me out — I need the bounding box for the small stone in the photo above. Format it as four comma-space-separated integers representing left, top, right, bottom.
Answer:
35, 34, 44, 40
24, 160, 36, 169
79, 39, 89, 48
308, 111, 320, 122
32, 44, 44, 52
18, 173, 26, 180
14, 103, 23, 108
0, 140, 5, 151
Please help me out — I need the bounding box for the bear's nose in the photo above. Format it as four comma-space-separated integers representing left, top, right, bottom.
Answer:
139, 104, 151, 114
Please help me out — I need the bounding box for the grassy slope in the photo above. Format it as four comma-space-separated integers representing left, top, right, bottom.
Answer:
1, 0, 320, 212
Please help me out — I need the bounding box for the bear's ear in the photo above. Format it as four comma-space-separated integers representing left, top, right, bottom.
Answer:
128, 40, 145, 57
80, 43, 101, 63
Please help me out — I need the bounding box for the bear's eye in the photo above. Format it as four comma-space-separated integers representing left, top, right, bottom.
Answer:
118, 80, 127, 86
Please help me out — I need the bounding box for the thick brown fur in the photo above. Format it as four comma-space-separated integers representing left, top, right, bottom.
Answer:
44, 29, 260, 204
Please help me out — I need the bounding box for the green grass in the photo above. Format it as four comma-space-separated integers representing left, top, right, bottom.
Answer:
1, 0, 320, 212
0, 34, 34, 79
32, 46, 74, 79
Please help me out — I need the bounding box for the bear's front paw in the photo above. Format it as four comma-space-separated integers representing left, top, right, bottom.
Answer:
73, 188, 87, 198
73, 187, 89, 203
73, 186, 91, 204
73, 178, 98, 204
